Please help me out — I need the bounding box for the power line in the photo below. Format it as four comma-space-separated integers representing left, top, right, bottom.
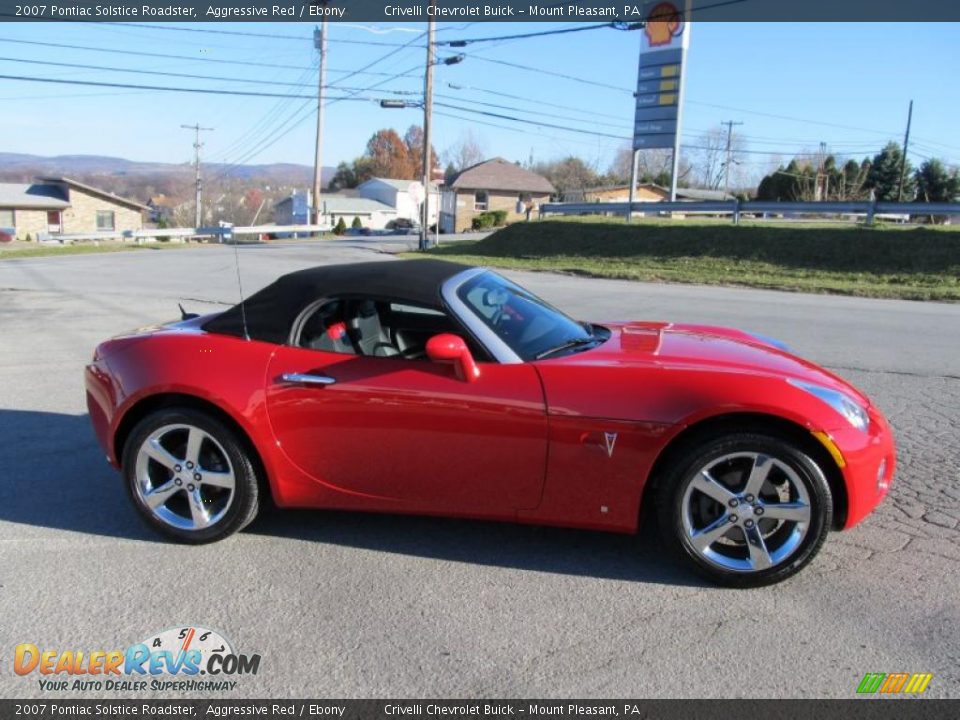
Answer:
434, 92, 632, 132
0, 55, 399, 91
0, 73, 380, 101
434, 101, 630, 140
446, 82, 631, 122
96, 21, 417, 47
438, 23, 622, 47
0, 37, 420, 80
465, 54, 634, 94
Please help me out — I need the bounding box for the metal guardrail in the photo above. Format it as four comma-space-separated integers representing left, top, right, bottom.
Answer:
37, 223, 333, 244
539, 199, 960, 225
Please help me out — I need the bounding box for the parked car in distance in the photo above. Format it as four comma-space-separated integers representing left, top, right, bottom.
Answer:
85, 260, 895, 587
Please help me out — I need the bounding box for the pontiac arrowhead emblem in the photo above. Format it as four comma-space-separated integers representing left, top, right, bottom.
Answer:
603, 432, 618, 458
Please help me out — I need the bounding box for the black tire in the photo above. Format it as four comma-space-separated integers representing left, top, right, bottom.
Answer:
656, 431, 832, 588
122, 407, 261, 544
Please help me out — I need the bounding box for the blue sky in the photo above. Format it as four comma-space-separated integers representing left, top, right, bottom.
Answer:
2, 21, 958, 180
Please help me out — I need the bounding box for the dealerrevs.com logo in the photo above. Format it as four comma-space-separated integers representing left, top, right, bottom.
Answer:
14, 626, 261, 693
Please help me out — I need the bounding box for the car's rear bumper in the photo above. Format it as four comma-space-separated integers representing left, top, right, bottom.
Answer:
828, 405, 896, 529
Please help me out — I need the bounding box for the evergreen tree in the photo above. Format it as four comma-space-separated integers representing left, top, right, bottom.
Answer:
333, 217, 347, 235
351, 216, 363, 229
913, 158, 960, 202
866, 142, 914, 200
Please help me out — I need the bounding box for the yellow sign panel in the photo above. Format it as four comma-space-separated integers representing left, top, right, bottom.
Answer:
659, 80, 677, 92
660, 65, 680, 78
659, 93, 678, 106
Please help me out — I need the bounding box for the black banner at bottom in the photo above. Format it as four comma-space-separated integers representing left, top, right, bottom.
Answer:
1, 700, 957, 720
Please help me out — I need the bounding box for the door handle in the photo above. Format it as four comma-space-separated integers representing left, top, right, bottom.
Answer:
279, 372, 336, 386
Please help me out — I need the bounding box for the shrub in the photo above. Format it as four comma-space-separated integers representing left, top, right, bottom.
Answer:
351, 216, 363, 229
24, 233, 33, 242
333, 217, 347, 235
471, 211, 510, 230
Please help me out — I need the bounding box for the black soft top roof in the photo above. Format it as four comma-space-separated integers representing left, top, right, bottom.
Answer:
203, 259, 472, 344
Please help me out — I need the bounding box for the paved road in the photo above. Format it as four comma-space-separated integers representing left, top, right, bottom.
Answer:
1, 242, 958, 699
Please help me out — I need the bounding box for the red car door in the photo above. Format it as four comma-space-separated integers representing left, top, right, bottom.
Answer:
264, 346, 548, 515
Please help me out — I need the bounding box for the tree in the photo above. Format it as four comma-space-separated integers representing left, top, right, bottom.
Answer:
755, 159, 815, 201
333, 217, 347, 235
690, 126, 746, 190
606, 144, 675, 186
532, 156, 599, 196
403, 125, 439, 179
866, 141, 914, 200
913, 158, 960, 202
364, 129, 416, 179
443, 130, 485, 175
330, 161, 359, 190
351, 216, 363, 229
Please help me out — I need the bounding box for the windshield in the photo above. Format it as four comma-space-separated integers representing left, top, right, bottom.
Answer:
456, 271, 597, 361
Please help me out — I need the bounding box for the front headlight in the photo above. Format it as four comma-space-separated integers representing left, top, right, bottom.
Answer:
788, 379, 870, 432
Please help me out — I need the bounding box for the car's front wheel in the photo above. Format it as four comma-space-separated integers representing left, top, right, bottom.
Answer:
658, 431, 833, 587
122, 407, 261, 543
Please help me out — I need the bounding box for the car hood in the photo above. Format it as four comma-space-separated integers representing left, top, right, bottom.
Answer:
553, 321, 869, 406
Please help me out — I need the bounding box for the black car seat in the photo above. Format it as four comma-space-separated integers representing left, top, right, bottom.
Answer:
348, 300, 400, 357
301, 301, 357, 354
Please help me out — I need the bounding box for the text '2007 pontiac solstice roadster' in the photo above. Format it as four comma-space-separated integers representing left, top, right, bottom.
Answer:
86, 260, 895, 586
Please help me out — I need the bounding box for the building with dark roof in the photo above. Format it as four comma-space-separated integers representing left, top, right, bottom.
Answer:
440, 158, 555, 233
0, 177, 146, 240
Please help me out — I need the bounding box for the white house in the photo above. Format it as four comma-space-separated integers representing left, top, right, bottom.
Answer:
356, 178, 439, 227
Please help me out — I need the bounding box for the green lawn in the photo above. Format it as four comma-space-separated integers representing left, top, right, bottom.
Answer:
416, 219, 960, 302
0, 242, 191, 260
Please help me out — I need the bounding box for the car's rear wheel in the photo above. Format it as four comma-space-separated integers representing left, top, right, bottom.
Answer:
657, 431, 832, 587
122, 408, 260, 543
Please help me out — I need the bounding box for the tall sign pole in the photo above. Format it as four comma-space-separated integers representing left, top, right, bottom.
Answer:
311, 13, 328, 226
421, 0, 436, 251
632, 1, 691, 203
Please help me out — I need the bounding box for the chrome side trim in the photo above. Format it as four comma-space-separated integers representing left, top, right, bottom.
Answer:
280, 372, 337, 386
441, 268, 523, 365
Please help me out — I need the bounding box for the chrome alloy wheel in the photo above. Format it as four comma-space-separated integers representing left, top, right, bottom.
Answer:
681, 451, 812, 573
133, 423, 236, 531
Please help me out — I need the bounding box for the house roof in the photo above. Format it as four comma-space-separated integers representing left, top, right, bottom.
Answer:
36, 176, 149, 211
0, 183, 70, 209
448, 158, 555, 194
577, 183, 734, 201
359, 178, 440, 193
320, 196, 396, 215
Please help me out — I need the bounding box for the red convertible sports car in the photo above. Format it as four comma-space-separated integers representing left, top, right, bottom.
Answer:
85, 260, 895, 586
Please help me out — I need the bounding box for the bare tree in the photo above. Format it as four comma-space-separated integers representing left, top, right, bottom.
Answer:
691, 126, 746, 189
443, 130, 486, 174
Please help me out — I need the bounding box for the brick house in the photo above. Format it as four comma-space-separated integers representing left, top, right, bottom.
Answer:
0, 177, 147, 240
440, 158, 555, 233
564, 183, 734, 203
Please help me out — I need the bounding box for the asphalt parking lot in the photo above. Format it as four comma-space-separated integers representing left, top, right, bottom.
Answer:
1, 241, 958, 699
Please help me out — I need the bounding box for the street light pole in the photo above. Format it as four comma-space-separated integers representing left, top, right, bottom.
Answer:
421, 0, 436, 251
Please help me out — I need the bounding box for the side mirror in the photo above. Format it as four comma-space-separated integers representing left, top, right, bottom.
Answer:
426, 334, 480, 382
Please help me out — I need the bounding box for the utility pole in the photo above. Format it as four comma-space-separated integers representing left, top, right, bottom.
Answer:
626, 149, 639, 224
181, 123, 213, 228
311, 13, 328, 226
897, 99, 913, 202
420, 0, 436, 251
721, 120, 743, 197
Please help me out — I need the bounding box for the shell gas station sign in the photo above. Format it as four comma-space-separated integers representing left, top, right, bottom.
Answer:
633, 1, 691, 150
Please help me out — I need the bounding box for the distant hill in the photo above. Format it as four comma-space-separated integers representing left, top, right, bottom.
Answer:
0, 152, 333, 185
0, 153, 337, 225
